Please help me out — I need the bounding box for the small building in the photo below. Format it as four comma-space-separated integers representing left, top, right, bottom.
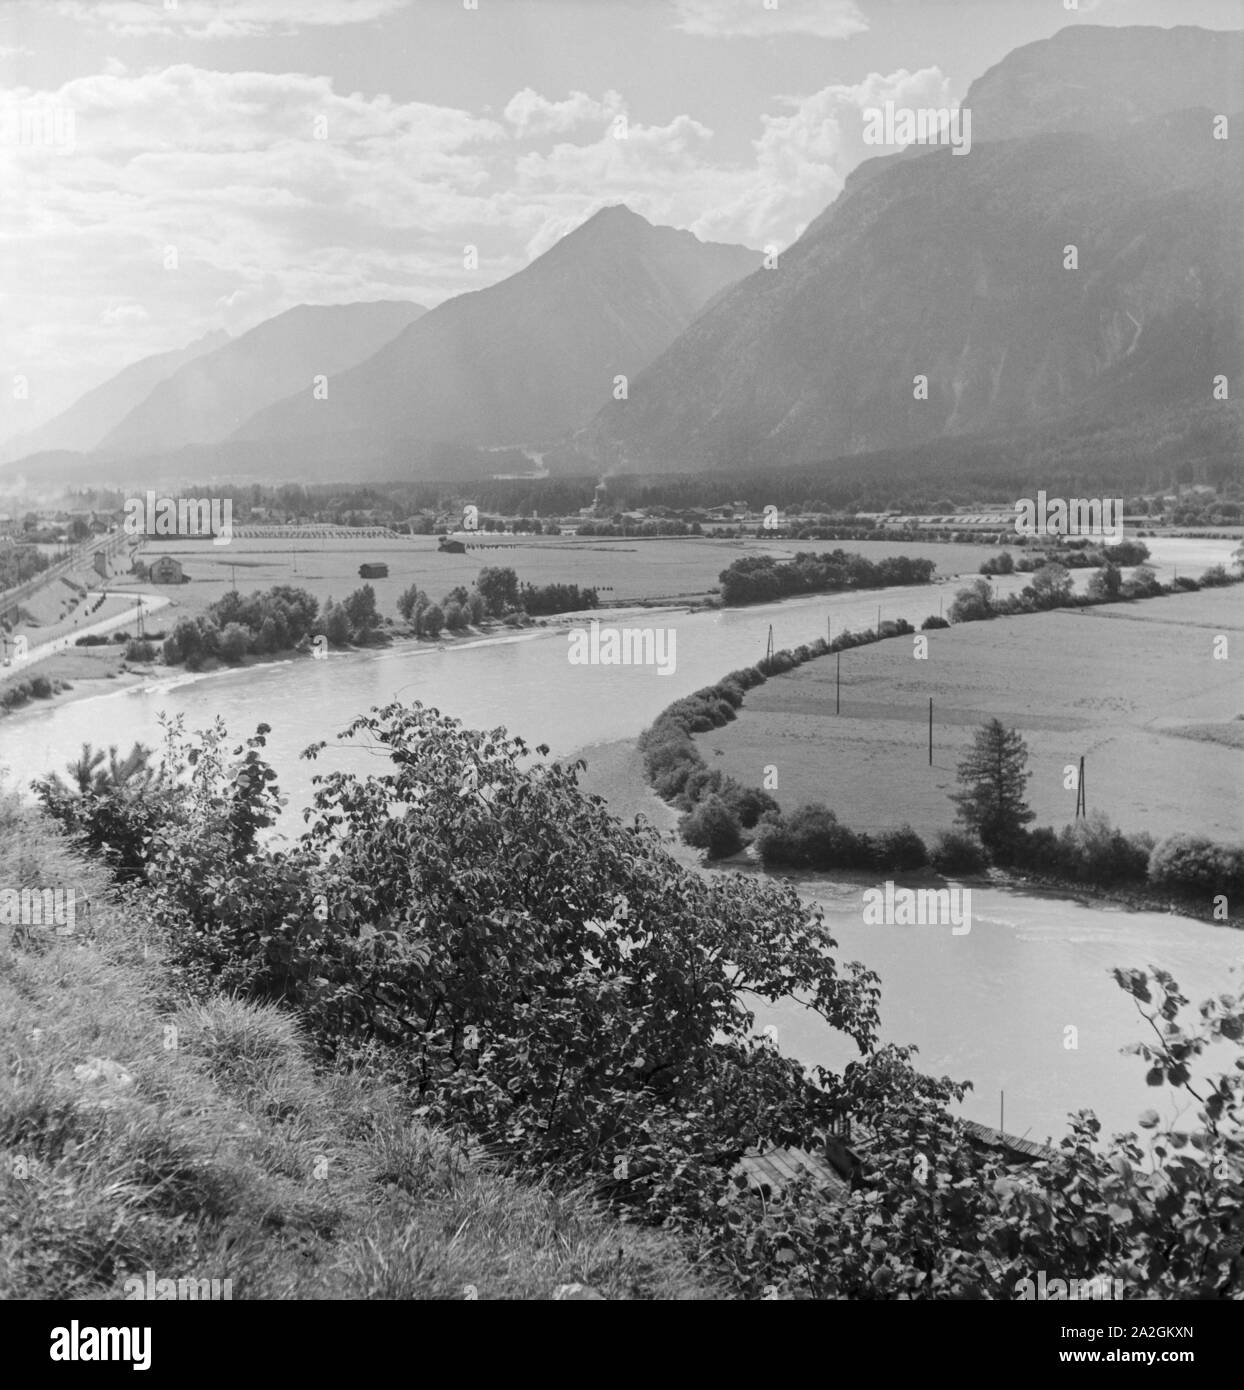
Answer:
358, 562, 389, 579
148, 555, 184, 584
437, 538, 466, 555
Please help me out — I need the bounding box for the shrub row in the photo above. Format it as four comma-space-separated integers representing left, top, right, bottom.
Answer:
641, 624, 912, 858
720, 551, 935, 606
0, 674, 54, 709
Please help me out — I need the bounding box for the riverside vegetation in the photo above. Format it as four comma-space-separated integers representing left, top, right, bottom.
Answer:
154, 566, 595, 671
641, 554, 1244, 921
17, 702, 1244, 1299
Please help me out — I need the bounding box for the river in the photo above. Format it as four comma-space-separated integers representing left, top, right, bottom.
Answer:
3, 535, 1239, 1143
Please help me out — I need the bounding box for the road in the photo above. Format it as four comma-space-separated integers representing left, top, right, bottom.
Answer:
2, 591, 170, 672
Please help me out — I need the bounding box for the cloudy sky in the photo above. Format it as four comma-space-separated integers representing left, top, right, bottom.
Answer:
1, 0, 1240, 438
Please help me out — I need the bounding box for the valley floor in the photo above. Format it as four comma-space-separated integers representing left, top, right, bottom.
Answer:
693, 588, 1244, 844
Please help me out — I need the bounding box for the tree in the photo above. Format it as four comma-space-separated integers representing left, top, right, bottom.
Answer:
396, 584, 426, 622
475, 566, 519, 616
218, 623, 250, 663
979, 551, 1014, 576
1124, 564, 1162, 599
420, 603, 445, 639
948, 578, 993, 623
952, 719, 1034, 860
343, 584, 379, 639
317, 598, 351, 647
1030, 562, 1073, 608
1087, 560, 1122, 601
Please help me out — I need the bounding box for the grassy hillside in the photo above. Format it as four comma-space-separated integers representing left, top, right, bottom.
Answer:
0, 793, 719, 1300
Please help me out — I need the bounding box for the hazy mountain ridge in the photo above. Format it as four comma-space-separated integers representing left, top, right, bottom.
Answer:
97, 301, 426, 456
0, 329, 229, 464
231, 206, 761, 455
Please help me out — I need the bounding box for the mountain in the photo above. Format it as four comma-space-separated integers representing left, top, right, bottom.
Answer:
585, 27, 1244, 473
962, 24, 1244, 143
0, 329, 229, 464
231, 206, 760, 462
97, 301, 425, 456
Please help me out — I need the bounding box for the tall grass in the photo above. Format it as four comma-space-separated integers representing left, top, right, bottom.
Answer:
0, 790, 720, 1300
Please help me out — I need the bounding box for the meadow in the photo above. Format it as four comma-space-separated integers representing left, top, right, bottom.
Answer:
695, 588, 1244, 843
108, 532, 1005, 622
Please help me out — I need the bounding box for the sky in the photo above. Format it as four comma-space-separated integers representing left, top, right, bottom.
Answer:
1, 0, 1241, 438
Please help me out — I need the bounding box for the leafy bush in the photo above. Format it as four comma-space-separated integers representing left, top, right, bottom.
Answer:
125, 639, 157, 662
753, 803, 873, 871
948, 579, 993, 623
679, 795, 744, 859
875, 825, 929, 871
720, 782, 780, 830
1055, 814, 1152, 885
1148, 834, 1244, 899
218, 623, 251, 664
724, 666, 765, 691
921, 615, 950, 630
1199, 564, 1234, 587
33, 738, 173, 881
0, 681, 33, 709
929, 830, 987, 876
520, 582, 599, 616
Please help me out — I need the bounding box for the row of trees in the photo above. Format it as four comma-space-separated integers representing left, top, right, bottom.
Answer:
397, 566, 598, 635
161, 584, 380, 667
949, 558, 1238, 624
980, 539, 1150, 575
0, 544, 50, 591
719, 551, 937, 606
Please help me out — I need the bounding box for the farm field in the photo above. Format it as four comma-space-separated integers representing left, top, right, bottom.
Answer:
103, 534, 1003, 623
696, 587, 1244, 843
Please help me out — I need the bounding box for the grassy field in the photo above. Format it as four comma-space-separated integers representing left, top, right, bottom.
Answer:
118, 533, 1003, 625
696, 588, 1244, 843
0, 794, 720, 1300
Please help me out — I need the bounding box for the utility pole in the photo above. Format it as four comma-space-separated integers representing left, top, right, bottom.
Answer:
765, 624, 774, 664
836, 651, 841, 714
928, 697, 933, 767
1075, 755, 1086, 819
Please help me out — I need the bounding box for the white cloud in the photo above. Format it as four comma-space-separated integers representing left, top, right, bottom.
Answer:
504, 88, 626, 139
0, 64, 509, 399
0, 57, 954, 416
671, 0, 868, 40
100, 302, 149, 327
512, 67, 952, 250
39, 0, 410, 39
